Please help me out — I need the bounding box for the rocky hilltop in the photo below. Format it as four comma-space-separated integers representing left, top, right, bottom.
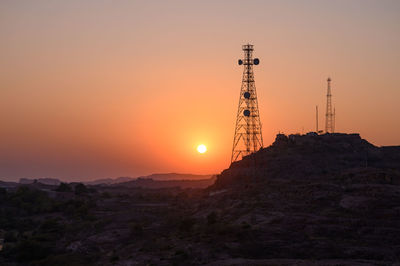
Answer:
199, 133, 400, 265
214, 133, 400, 188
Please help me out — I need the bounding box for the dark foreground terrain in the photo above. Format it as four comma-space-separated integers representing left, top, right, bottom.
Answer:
1, 133, 400, 265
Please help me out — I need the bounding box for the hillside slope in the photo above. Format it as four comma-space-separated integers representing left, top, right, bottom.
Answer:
198, 133, 400, 264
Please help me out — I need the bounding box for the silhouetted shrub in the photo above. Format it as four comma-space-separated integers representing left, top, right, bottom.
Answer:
208, 222, 236, 236
33, 253, 95, 266
241, 221, 251, 229
15, 218, 36, 232
63, 200, 90, 219
75, 205, 89, 219
129, 222, 143, 236
207, 211, 217, 225
10, 186, 54, 214
171, 249, 190, 265
4, 231, 17, 242
14, 239, 51, 262
110, 254, 119, 262
39, 218, 64, 234
0, 187, 7, 198
179, 217, 196, 232
56, 183, 72, 192
101, 192, 111, 198
74, 183, 88, 195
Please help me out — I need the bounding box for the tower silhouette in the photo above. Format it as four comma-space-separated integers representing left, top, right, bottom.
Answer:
231, 44, 263, 163
325, 77, 334, 133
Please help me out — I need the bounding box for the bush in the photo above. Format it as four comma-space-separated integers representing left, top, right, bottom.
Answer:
74, 183, 88, 195
14, 239, 51, 262
10, 186, 54, 214
63, 200, 91, 219
171, 249, 190, 265
39, 218, 64, 234
129, 222, 143, 236
56, 183, 72, 192
32, 253, 94, 266
4, 231, 17, 242
207, 212, 217, 225
14, 218, 36, 232
101, 192, 111, 198
0, 187, 7, 198
241, 221, 251, 229
110, 254, 119, 262
179, 217, 196, 232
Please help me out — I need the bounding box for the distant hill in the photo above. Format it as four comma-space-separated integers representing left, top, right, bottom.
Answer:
116, 176, 216, 189
86, 173, 214, 185
0, 180, 19, 189
136, 173, 213, 181
85, 176, 133, 185
19, 178, 61, 186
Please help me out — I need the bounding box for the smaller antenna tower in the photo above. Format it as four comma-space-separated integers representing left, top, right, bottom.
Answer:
316, 105, 319, 133
325, 77, 334, 133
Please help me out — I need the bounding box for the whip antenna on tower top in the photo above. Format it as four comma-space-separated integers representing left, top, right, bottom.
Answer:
231, 44, 263, 163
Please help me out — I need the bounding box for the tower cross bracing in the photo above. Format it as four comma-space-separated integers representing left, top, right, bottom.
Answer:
231, 44, 263, 163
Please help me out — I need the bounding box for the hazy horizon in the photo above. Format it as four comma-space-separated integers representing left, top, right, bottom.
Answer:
1, 0, 399, 181
2, 172, 215, 183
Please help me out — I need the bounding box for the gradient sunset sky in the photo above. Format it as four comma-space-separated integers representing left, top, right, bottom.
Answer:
1, 0, 399, 181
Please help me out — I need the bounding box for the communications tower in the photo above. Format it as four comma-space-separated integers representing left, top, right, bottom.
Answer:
325, 77, 334, 133
231, 44, 263, 163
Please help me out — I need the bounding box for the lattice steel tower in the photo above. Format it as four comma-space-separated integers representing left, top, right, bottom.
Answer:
231, 44, 263, 163
325, 77, 334, 133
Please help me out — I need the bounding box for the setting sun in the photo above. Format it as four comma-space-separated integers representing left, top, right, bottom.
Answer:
197, 144, 207, 154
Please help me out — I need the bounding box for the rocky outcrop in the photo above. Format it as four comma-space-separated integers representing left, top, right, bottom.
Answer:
213, 133, 400, 189
199, 133, 400, 264
19, 178, 61, 186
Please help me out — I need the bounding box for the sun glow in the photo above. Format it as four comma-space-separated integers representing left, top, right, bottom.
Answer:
197, 144, 207, 154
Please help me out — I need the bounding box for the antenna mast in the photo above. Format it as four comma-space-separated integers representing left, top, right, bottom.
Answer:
316, 105, 319, 133
231, 44, 263, 163
325, 77, 334, 133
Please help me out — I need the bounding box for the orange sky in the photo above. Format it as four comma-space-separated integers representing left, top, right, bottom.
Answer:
1, 1, 399, 181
